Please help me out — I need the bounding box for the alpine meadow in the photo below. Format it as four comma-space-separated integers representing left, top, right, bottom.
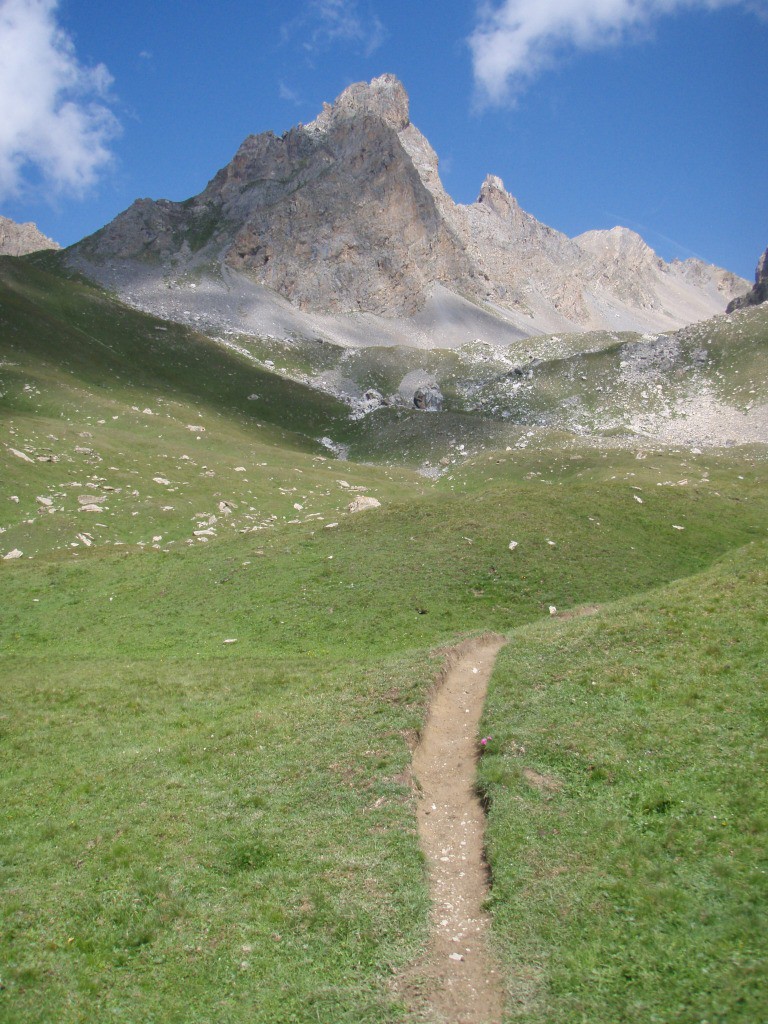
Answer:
1, 71, 767, 1024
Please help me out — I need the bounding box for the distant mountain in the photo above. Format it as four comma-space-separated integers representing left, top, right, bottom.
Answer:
67, 75, 749, 347
727, 246, 768, 312
0, 215, 60, 256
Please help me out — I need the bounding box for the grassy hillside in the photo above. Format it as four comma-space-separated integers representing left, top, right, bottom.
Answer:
0, 255, 422, 560
480, 542, 768, 1023
1, 256, 767, 1022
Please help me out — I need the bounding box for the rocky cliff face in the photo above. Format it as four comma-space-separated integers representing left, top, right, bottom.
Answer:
0, 216, 60, 256
69, 74, 749, 344
727, 247, 768, 312
74, 76, 470, 318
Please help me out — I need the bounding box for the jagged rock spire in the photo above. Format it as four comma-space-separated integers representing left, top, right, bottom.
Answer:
308, 74, 410, 132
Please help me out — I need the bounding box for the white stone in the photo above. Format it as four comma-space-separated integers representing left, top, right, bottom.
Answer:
9, 447, 33, 463
348, 496, 381, 513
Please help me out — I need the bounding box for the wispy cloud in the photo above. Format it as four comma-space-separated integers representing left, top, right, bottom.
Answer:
602, 209, 710, 261
279, 81, 302, 104
284, 0, 386, 57
0, 0, 119, 201
469, 0, 759, 104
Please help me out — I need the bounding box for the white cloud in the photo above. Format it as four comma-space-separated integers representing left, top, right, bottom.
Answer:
469, 0, 758, 103
285, 0, 386, 57
0, 0, 119, 200
279, 81, 302, 104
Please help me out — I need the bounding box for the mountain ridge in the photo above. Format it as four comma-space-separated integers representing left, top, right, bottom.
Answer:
0, 215, 60, 257
66, 74, 748, 347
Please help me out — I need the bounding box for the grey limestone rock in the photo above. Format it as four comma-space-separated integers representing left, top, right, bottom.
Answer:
726, 247, 768, 312
0, 216, 60, 256
413, 386, 443, 411
348, 495, 381, 513
67, 75, 749, 340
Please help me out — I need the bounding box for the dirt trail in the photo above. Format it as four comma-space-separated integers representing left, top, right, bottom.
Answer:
405, 635, 507, 1024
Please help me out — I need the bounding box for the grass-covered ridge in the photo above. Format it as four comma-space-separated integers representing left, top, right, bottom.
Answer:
1, 254, 767, 1022
479, 542, 768, 1022
0, 255, 354, 438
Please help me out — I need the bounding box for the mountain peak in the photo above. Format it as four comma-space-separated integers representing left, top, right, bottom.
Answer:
67, 75, 749, 340
481, 174, 506, 193
475, 174, 521, 217
307, 74, 410, 133
0, 215, 60, 256
575, 225, 654, 256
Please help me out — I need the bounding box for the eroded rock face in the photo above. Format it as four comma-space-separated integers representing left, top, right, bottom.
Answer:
727, 247, 768, 312
0, 216, 60, 256
69, 75, 749, 336
222, 103, 469, 316
75, 75, 470, 318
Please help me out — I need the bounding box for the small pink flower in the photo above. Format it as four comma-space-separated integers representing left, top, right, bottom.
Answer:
480, 736, 491, 746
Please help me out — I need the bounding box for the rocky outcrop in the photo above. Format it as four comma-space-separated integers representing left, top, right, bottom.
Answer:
68, 75, 749, 343
0, 216, 60, 256
347, 495, 381, 513
726, 247, 768, 312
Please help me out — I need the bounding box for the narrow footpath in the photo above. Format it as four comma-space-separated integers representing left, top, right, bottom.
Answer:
406, 635, 507, 1024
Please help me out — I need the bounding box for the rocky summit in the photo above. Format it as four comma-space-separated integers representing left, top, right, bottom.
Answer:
0, 215, 60, 257
727, 246, 768, 312
68, 74, 748, 347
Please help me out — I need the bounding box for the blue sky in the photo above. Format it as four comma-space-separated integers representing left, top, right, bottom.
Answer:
0, 0, 766, 279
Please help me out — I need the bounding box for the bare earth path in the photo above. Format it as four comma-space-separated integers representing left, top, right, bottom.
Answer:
404, 635, 508, 1023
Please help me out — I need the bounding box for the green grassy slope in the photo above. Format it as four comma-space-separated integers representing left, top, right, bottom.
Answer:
480, 542, 768, 1023
2, 650, 433, 1024
1, 256, 767, 1022
0, 256, 353, 440
0, 256, 423, 560
2, 441, 766, 660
